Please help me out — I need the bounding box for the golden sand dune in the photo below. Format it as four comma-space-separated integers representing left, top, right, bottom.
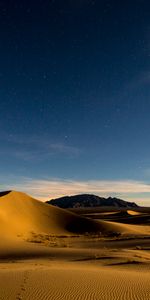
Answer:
0, 191, 129, 239
99, 220, 150, 235
0, 191, 103, 239
127, 210, 143, 215
85, 210, 139, 218
82, 209, 150, 226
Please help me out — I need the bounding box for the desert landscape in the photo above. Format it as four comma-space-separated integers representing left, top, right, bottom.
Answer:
1, 0, 149, 299
0, 190, 150, 300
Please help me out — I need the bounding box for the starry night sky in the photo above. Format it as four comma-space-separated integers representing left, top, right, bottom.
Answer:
0, 1, 150, 204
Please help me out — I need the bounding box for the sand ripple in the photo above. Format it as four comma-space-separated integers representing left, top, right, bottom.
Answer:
0, 263, 149, 300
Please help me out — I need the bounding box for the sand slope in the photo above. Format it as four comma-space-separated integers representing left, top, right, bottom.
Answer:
0, 191, 101, 239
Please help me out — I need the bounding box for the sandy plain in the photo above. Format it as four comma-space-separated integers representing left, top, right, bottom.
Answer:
0, 191, 150, 300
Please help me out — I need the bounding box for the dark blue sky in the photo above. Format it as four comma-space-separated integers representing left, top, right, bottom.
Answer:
0, 0, 150, 204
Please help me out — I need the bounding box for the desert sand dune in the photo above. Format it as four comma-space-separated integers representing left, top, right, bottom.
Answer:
127, 210, 143, 215
0, 191, 125, 242
96, 220, 150, 235
0, 190, 104, 238
84, 210, 143, 218
82, 209, 150, 225
0, 191, 149, 246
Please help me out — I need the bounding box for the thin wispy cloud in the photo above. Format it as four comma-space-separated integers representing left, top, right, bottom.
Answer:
0, 132, 81, 160
2, 177, 150, 206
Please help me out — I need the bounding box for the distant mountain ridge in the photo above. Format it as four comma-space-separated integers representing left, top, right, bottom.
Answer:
46, 194, 138, 209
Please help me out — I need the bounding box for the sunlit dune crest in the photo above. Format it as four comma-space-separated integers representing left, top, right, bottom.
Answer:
127, 210, 143, 216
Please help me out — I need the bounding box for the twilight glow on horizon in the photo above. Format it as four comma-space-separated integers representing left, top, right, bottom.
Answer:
0, 1, 150, 206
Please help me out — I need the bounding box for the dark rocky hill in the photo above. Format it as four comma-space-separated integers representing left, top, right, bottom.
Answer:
46, 194, 138, 209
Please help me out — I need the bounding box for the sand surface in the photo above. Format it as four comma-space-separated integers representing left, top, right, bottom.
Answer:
0, 260, 150, 300
0, 191, 150, 300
